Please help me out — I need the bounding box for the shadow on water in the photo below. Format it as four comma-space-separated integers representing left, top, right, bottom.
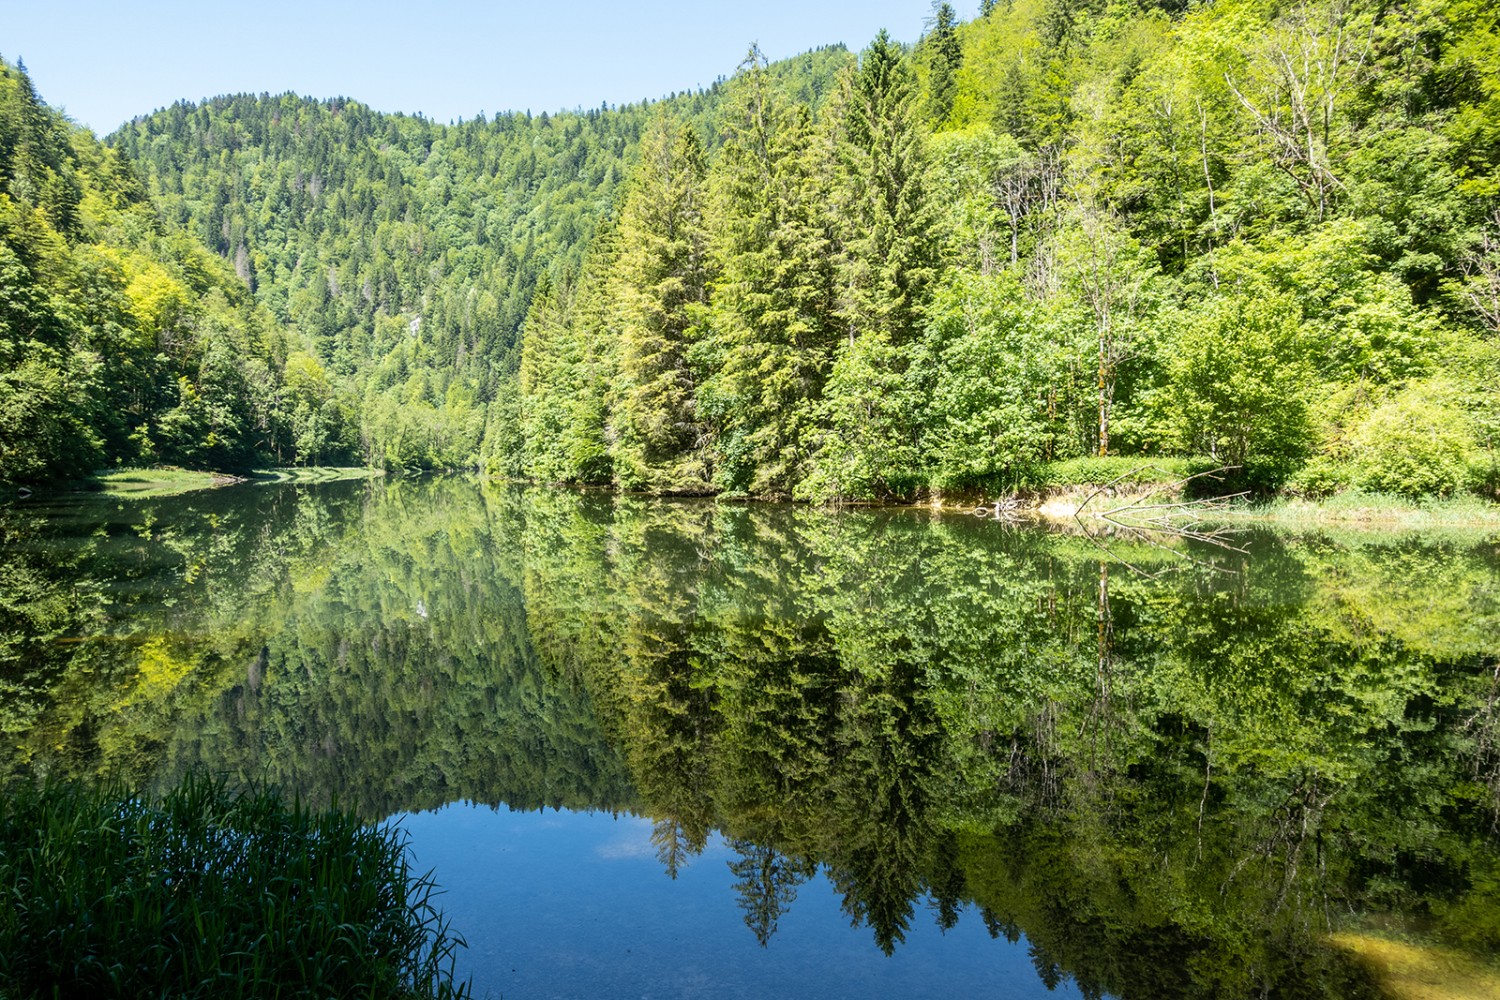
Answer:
3, 476, 1499, 998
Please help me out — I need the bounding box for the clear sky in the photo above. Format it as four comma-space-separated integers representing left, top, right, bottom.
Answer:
5, 1, 977, 135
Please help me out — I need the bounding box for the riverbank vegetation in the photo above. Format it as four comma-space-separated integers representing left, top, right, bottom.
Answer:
3, 0, 1498, 502
0, 773, 469, 999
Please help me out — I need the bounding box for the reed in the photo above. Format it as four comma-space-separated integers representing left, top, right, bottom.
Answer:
0, 773, 469, 999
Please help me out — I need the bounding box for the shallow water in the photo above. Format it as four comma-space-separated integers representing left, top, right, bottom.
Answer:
3, 476, 1498, 998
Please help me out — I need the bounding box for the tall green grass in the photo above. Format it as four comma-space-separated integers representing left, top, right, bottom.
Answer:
0, 774, 470, 999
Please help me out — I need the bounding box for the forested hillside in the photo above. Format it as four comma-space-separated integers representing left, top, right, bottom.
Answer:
108, 48, 853, 473
0, 59, 343, 483
7, 0, 1500, 498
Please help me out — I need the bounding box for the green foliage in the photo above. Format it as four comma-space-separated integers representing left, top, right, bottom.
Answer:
699, 50, 840, 496
923, 3, 965, 125
5, 478, 1500, 988
0, 58, 355, 483
1017, 454, 1218, 488
913, 272, 1054, 487
797, 333, 923, 502
833, 31, 940, 345
0, 774, 469, 999
7, 0, 1494, 499
1348, 379, 1478, 497
1162, 292, 1314, 486
610, 112, 714, 493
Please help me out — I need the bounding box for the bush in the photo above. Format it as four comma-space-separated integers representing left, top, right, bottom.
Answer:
1348, 381, 1477, 498
1470, 449, 1500, 500
1017, 456, 1223, 491
0, 774, 470, 999
1283, 456, 1354, 498
1162, 293, 1315, 491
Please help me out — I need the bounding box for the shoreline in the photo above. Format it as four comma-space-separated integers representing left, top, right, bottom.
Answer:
24, 467, 1500, 531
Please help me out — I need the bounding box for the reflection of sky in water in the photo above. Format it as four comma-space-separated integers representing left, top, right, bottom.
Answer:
401, 804, 1084, 1000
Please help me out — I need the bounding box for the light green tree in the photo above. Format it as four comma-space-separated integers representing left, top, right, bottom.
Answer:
609, 111, 713, 493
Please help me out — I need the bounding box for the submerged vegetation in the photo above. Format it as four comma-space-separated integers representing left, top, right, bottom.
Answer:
0, 773, 469, 999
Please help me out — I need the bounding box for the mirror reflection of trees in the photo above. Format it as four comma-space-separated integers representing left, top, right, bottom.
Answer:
2, 478, 1497, 996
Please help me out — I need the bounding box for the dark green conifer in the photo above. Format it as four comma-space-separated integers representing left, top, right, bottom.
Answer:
701, 49, 840, 496
925, 3, 963, 125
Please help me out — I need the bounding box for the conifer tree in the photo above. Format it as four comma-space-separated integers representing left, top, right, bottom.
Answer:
553, 222, 620, 484
800, 33, 939, 502
925, 3, 963, 125
518, 270, 569, 482
609, 111, 713, 493
701, 49, 840, 496
833, 31, 939, 345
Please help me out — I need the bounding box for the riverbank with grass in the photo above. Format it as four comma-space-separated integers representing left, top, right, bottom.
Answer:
94, 467, 233, 497
0, 774, 469, 999
1218, 491, 1500, 529
89, 466, 383, 498
929, 457, 1500, 530
1329, 931, 1500, 1000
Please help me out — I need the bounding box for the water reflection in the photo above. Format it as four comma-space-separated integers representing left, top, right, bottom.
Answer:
2, 477, 1498, 998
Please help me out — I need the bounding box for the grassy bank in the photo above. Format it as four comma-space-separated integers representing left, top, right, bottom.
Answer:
945, 458, 1500, 529
0, 774, 469, 999
1329, 932, 1500, 1000
91, 466, 383, 498
95, 467, 230, 497
1221, 491, 1500, 528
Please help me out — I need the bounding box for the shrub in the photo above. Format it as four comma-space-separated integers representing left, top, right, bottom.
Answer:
1017, 456, 1223, 491
1283, 456, 1354, 498
1163, 292, 1314, 491
1348, 381, 1477, 498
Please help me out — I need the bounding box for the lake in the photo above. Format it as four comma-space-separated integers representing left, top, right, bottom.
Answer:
3, 476, 1498, 998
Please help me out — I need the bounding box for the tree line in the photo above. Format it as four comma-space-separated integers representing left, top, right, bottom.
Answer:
517, 0, 1500, 500
3, 0, 1499, 498
0, 58, 352, 483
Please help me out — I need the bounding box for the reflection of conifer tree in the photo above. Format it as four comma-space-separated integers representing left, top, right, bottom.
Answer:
606, 505, 720, 862
980, 907, 1021, 943
651, 817, 695, 880
925, 829, 967, 931
697, 506, 842, 837
727, 840, 814, 946
825, 660, 940, 956
1029, 941, 1064, 990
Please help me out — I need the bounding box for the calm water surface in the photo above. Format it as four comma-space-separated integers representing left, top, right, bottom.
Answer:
3, 476, 1498, 998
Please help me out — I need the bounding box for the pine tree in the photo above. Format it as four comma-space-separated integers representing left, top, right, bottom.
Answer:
609, 111, 713, 493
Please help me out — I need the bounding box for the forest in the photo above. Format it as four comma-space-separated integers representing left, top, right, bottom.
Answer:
2, 0, 1499, 500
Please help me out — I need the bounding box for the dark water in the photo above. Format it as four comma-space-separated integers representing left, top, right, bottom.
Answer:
3, 476, 1498, 998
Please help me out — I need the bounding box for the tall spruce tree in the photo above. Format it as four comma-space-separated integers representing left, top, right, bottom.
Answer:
798, 33, 940, 502
925, 3, 963, 125
701, 49, 840, 496
518, 270, 570, 482
609, 111, 713, 493
833, 30, 939, 345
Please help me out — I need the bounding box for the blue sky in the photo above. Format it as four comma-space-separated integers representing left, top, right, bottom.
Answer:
5, 1, 976, 135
